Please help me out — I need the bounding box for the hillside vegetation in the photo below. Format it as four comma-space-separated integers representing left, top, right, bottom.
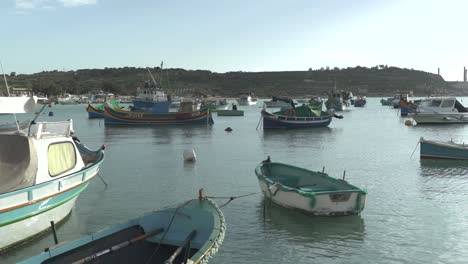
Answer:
1, 65, 461, 97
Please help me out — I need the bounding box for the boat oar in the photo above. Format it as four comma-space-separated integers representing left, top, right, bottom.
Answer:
164, 230, 197, 264
72, 228, 164, 264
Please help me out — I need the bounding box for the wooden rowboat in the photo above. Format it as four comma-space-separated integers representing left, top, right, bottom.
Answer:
19, 191, 225, 264
255, 159, 366, 216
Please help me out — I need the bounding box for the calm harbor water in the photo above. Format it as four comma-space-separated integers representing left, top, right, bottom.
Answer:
2, 98, 468, 263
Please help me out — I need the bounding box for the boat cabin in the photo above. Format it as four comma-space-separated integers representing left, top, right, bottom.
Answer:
0, 121, 97, 194
416, 97, 468, 113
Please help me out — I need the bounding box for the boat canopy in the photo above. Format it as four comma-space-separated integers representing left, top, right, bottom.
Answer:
0, 135, 37, 194
0, 96, 36, 114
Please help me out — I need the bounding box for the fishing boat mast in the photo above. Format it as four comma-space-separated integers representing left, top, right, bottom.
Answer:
0, 60, 21, 131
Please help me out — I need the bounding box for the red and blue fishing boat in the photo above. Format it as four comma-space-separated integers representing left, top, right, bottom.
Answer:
103, 102, 213, 125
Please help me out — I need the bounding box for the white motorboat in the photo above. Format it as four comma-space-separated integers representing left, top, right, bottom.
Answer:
410, 97, 468, 124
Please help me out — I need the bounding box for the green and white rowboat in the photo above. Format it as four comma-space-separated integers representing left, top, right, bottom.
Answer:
19, 192, 225, 264
255, 159, 366, 216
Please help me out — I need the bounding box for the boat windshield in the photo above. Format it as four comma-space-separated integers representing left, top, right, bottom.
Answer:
441, 99, 455, 108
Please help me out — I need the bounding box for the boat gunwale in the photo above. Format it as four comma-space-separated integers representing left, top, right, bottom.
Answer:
420, 138, 468, 150
254, 162, 366, 195
18, 199, 225, 264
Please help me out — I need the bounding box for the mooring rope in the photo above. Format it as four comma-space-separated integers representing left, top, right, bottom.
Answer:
144, 199, 194, 264
410, 141, 420, 159
207, 192, 260, 208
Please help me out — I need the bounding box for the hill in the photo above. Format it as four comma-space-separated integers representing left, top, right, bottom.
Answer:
1, 65, 464, 97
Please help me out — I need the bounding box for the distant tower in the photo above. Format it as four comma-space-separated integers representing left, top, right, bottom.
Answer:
438, 68, 440, 76
463, 66, 466, 82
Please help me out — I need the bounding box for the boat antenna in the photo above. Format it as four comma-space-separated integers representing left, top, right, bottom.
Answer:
159, 61, 163, 88
0, 59, 21, 131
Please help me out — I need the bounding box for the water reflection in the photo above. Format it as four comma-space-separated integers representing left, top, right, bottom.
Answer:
261, 127, 335, 147
103, 125, 213, 145
258, 199, 365, 243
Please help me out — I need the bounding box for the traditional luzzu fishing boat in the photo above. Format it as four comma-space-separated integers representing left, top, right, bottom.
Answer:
103, 102, 214, 125
0, 117, 105, 252
420, 137, 468, 160
410, 97, 468, 124
353, 96, 367, 107
86, 100, 123, 118
19, 190, 225, 264
255, 158, 366, 215
325, 95, 345, 111
261, 102, 340, 129
380, 98, 392, 106
399, 98, 419, 116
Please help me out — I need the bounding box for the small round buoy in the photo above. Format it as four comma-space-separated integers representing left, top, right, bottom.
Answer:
404, 119, 413, 126
48, 112, 54, 116
183, 149, 197, 162
225, 127, 233, 132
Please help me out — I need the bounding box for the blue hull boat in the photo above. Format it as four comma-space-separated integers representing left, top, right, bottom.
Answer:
353, 97, 366, 107
87, 104, 105, 118
325, 97, 345, 111
420, 137, 468, 160
262, 113, 332, 128
19, 194, 225, 264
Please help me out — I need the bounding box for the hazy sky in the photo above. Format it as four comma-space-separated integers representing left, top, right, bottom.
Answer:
1, 0, 467, 81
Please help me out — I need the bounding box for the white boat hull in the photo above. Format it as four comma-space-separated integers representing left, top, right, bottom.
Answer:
258, 180, 365, 215
412, 113, 468, 124
0, 196, 78, 250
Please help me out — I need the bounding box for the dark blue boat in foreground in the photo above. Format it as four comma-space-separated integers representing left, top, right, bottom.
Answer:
20, 191, 225, 264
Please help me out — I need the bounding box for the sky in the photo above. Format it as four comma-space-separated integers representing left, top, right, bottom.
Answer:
0, 0, 467, 81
